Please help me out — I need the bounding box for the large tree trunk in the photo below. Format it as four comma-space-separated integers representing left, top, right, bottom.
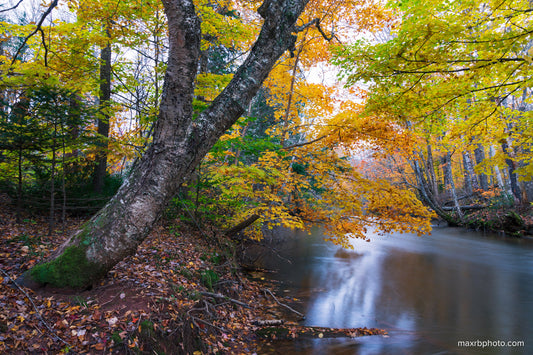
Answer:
20, 0, 308, 289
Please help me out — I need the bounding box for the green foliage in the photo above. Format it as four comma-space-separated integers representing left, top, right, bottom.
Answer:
0, 84, 125, 215
110, 332, 123, 345
177, 267, 193, 280
140, 320, 155, 334
200, 269, 219, 291
488, 191, 515, 211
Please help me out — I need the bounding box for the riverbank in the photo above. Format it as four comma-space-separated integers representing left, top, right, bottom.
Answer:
458, 206, 533, 237
0, 207, 382, 353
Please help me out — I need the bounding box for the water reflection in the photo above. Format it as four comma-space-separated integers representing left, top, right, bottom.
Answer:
262, 227, 533, 354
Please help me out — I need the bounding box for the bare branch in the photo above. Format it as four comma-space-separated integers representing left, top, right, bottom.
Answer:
315, 19, 339, 42
200, 291, 250, 308
263, 288, 305, 318
295, 18, 319, 32
0, 0, 24, 13
283, 133, 329, 150
38, 27, 48, 67
295, 18, 340, 42
1, 267, 70, 347
10, 0, 58, 65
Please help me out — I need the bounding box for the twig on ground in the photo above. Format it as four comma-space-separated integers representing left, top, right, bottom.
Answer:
262, 288, 305, 319
253, 319, 284, 326
0, 267, 71, 347
192, 316, 226, 332
200, 291, 250, 308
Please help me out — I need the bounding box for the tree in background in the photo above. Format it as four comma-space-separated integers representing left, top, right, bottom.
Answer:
334, 0, 533, 223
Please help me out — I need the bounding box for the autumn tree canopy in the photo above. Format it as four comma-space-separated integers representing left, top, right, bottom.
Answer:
0, 0, 475, 289
334, 0, 533, 223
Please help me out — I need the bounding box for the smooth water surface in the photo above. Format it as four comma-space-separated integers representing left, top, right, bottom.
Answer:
261, 226, 533, 354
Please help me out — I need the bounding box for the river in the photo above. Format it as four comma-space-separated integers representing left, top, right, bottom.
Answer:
256, 226, 533, 354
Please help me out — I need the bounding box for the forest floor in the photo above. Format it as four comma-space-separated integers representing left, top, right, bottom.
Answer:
0, 202, 384, 354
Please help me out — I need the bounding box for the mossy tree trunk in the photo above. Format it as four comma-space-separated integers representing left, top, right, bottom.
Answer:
19, 0, 308, 289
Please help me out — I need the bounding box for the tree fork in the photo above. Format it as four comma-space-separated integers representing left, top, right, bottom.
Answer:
19, 0, 309, 290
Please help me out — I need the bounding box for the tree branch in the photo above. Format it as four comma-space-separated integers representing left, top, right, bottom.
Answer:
282, 133, 329, 150
315, 19, 338, 42
263, 288, 305, 319
38, 27, 48, 67
295, 18, 319, 32
11, 0, 58, 65
200, 291, 250, 308
295, 18, 339, 42
224, 214, 260, 238
0, 0, 24, 13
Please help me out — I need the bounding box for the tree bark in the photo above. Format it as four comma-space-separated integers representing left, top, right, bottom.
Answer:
489, 145, 506, 192
20, 0, 308, 289
462, 150, 479, 195
426, 143, 439, 200
501, 139, 522, 204
411, 155, 456, 225
474, 144, 489, 191
93, 35, 112, 194
445, 152, 463, 220
224, 214, 260, 239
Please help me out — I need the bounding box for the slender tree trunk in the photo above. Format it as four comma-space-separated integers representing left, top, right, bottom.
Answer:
412, 155, 456, 224
16, 148, 23, 224
93, 33, 112, 194
49, 131, 56, 236
474, 144, 489, 191
234, 101, 252, 165
489, 145, 507, 193
501, 139, 522, 204
426, 143, 438, 200
21, 0, 308, 289
281, 33, 306, 146
444, 152, 463, 220
65, 95, 81, 176
462, 150, 479, 195
61, 128, 67, 229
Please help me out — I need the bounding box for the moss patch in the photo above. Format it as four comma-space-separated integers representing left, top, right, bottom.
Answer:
30, 246, 104, 289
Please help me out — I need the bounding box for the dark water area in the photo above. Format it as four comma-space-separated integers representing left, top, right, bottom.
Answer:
257, 226, 533, 354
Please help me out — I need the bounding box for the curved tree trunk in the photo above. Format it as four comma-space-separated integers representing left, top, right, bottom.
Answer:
20, 0, 308, 289
412, 155, 457, 225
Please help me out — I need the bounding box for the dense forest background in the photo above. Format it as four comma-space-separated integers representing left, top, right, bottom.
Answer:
1, 0, 532, 244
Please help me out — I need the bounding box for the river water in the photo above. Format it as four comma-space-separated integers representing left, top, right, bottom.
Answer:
257, 226, 533, 354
